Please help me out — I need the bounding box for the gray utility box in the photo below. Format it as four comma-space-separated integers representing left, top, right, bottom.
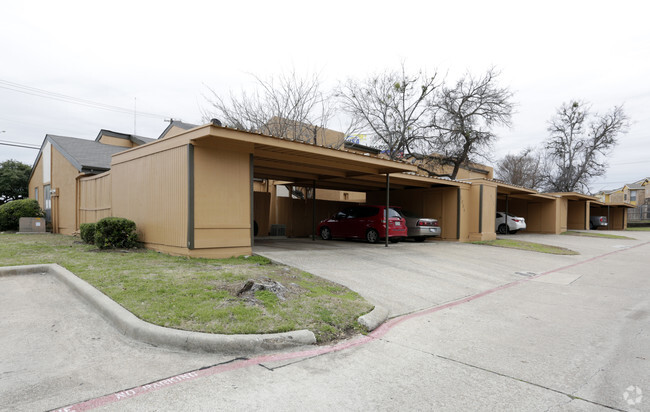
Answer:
19, 217, 47, 233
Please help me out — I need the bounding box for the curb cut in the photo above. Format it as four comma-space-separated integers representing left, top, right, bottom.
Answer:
358, 305, 389, 331
0, 264, 316, 354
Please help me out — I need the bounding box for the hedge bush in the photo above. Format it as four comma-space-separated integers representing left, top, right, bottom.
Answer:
94, 217, 138, 249
0, 199, 44, 231
79, 223, 96, 244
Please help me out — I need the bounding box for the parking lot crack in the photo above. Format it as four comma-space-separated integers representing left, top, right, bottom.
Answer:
380, 338, 624, 411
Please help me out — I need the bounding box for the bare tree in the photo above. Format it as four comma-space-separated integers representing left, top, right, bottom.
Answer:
543, 101, 629, 193
423, 68, 515, 179
495, 148, 545, 190
202, 70, 335, 145
336, 65, 439, 160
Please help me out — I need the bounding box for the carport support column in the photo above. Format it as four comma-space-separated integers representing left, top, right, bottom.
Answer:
312, 180, 316, 241
385, 173, 390, 247
504, 194, 509, 236
250, 154, 254, 246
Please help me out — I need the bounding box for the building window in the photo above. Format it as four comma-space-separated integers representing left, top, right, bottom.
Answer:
631, 191, 637, 201
34, 187, 38, 202
624, 194, 628, 201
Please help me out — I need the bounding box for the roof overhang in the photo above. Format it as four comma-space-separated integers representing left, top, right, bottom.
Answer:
546, 192, 600, 202
592, 202, 635, 209
189, 125, 467, 192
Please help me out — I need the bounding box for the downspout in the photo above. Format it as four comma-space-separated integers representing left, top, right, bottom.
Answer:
187, 144, 194, 250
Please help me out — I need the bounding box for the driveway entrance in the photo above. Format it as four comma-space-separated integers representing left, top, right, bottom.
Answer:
254, 237, 584, 316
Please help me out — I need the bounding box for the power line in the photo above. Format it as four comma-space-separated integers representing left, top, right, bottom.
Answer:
0, 79, 171, 120
0, 139, 40, 150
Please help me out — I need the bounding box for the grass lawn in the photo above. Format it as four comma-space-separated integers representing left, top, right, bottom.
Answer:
472, 238, 578, 255
0, 234, 373, 343
561, 230, 635, 239
626, 227, 650, 231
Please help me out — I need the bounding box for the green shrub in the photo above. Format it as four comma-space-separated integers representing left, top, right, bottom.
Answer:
80, 223, 96, 244
94, 217, 138, 249
0, 199, 44, 231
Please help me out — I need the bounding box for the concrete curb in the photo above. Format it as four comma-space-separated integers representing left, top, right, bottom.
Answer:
256, 253, 390, 332
357, 305, 389, 331
0, 264, 316, 354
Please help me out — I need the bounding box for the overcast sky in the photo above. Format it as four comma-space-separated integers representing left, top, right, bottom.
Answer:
1, 0, 648, 193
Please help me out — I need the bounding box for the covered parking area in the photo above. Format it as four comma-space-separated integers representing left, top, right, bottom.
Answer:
103, 123, 500, 258
186, 124, 487, 255
494, 182, 560, 234
546, 192, 598, 231
589, 201, 632, 230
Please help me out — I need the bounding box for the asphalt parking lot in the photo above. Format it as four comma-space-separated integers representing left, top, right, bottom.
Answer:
1, 231, 648, 411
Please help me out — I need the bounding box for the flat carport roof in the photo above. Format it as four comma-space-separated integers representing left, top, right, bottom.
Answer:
461, 178, 557, 201
546, 192, 600, 202
191, 125, 467, 192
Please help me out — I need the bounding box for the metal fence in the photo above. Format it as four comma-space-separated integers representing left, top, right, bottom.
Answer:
628, 204, 649, 221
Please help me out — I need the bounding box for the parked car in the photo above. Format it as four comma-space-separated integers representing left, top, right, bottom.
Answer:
590, 215, 608, 230
495, 212, 526, 234
395, 208, 441, 242
317, 205, 407, 243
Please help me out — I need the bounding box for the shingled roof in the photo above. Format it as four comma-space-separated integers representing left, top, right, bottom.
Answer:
95, 129, 156, 146
158, 120, 198, 139
46, 134, 131, 173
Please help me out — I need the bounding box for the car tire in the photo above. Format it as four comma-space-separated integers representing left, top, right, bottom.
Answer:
320, 226, 332, 240
414, 236, 426, 242
589, 222, 595, 230
497, 224, 507, 234
366, 229, 379, 243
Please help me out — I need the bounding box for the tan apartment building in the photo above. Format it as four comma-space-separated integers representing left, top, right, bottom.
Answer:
28, 120, 630, 258
28, 130, 155, 234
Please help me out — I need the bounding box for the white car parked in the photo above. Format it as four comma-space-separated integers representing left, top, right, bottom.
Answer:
496, 212, 526, 234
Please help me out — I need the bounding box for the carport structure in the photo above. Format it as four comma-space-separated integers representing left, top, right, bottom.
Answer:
588, 201, 632, 230
538, 192, 632, 232
545, 192, 598, 230
492, 181, 561, 234
106, 123, 478, 258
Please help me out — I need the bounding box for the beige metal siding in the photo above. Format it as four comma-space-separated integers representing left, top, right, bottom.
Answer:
51, 147, 81, 234
193, 144, 251, 249
29, 155, 45, 209
79, 172, 112, 224
111, 146, 188, 247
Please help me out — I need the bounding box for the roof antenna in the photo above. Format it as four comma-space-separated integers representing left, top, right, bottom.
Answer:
133, 97, 137, 135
